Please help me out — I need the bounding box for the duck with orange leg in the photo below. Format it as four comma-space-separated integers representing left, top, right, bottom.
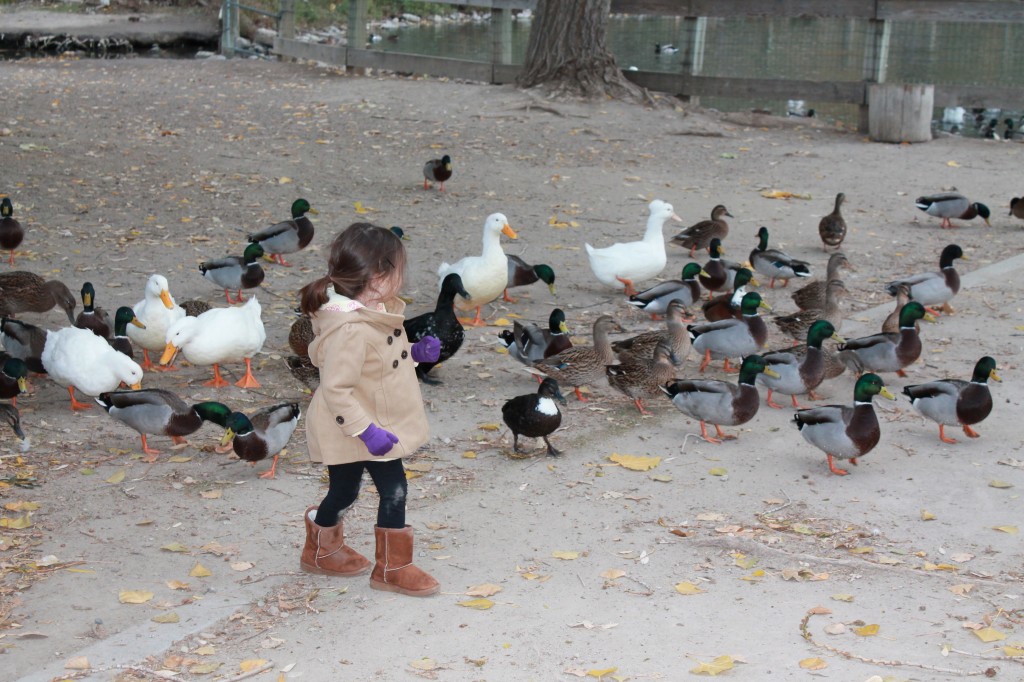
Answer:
218, 403, 301, 479
701, 267, 758, 322
749, 226, 812, 288
885, 244, 965, 316
41, 326, 143, 411
670, 204, 732, 258
531, 315, 624, 402
607, 339, 678, 415
586, 199, 680, 297
126, 274, 185, 372
161, 296, 266, 388
247, 198, 318, 267
199, 242, 265, 304
626, 262, 707, 319
436, 213, 517, 327
757, 320, 844, 409
689, 291, 771, 373
837, 301, 934, 378
903, 356, 1000, 444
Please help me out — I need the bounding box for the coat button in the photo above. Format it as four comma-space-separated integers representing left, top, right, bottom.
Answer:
335, 416, 345, 425
401, 350, 408, 359
387, 336, 393, 345
392, 360, 399, 369
394, 328, 402, 337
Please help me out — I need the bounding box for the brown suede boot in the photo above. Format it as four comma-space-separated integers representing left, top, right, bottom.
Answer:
299, 506, 371, 576
369, 525, 440, 597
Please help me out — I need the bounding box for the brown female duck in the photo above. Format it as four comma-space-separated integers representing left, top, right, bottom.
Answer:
606, 339, 678, 415
612, 299, 691, 368
0, 271, 76, 323
774, 279, 848, 343
0, 198, 24, 266
670, 204, 733, 257
818, 192, 848, 250
791, 252, 851, 311
532, 315, 624, 401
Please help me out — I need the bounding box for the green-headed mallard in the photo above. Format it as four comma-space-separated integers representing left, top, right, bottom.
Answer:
0, 354, 28, 404
791, 252, 851, 311
161, 296, 266, 389
750, 226, 812, 288
73, 282, 111, 339
773, 279, 848, 343
612, 299, 691, 368
404, 272, 471, 384
127, 274, 186, 371
607, 339, 678, 415
437, 213, 517, 327
702, 267, 758, 322
532, 315, 624, 401
838, 301, 935, 377
108, 306, 145, 360
499, 308, 571, 365
689, 292, 771, 373
670, 204, 732, 258
818, 193, 847, 250
885, 244, 965, 315
0, 197, 24, 266
915, 193, 990, 229
0, 271, 76, 324
219, 403, 301, 479
627, 262, 707, 319
247, 198, 318, 267
586, 199, 680, 296
199, 242, 265, 305
41, 326, 144, 411
697, 238, 730, 297
793, 373, 896, 476
660, 354, 778, 443
502, 377, 566, 456
0, 317, 47, 374
423, 154, 453, 192
96, 389, 232, 462
504, 255, 556, 303
903, 356, 1000, 443
0, 403, 28, 452
757, 320, 844, 409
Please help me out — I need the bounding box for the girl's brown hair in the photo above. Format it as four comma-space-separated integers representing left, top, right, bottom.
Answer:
299, 222, 407, 316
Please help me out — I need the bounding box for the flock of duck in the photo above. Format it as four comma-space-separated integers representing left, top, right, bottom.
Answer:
0, 169, 1005, 478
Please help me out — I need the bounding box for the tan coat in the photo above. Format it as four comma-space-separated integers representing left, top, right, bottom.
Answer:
306, 294, 429, 465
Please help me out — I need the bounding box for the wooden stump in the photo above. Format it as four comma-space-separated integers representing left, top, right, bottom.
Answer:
868, 84, 934, 143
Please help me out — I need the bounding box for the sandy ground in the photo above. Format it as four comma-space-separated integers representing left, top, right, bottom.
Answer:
1, 54, 1023, 682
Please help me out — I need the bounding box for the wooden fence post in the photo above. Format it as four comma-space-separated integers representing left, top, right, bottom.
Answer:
348, 0, 368, 72
868, 83, 934, 142
492, 7, 513, 78
220, 0, 237, 56
860, 18, 891, 132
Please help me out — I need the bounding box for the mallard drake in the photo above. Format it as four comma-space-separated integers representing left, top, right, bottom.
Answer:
0, 355, 28, 404
903, 356, 1000, 444
626, 262, 707, 319
96, 389, 232, 462
818, 193, 848, 250
757, 320, 844, 409
504, 255, 556, 303
0, 271, 76, 324
0, 197, 24, 266
881, 283, 913, 334
773, 279, 848, 343
219, 403, 301, 479
161, 296, 267, 389
199, 242, 265, 304
288, 311, 313, 358
0, 317, 47, 374
885, 244, 965, 315
670, 204, 732, 258
915, 192, 990, 229
749, 226, 812, 288
247, 198, 318, 266
41, 326, 144, 411
612, 299, 691, 368
423, 154, 453, 191
660, 354, 778, 443
499, 308, 572, 365
793, 373, 896, 475
697, 238, 730, 297
404, 272, 471, 384
607, 339, 678, 414
791, 252, 851, 311
702, 267, 758, 322
838, 301, 935, 377
437, 213, 517, 326
286, 355, 320, 392
1010, 197, 1024, 221
107, 306, 145, 360
689, 292, 771, 373
73, 282, 111, 339
586, 199, 681, 296
531, 315, 624, 401
502, 377, 566, 456
0, 403, 29, 452
180, 299, 213, 318
127, 274, 186, 371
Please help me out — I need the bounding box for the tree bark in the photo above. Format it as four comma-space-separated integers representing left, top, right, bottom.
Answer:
516, 0, 650, 103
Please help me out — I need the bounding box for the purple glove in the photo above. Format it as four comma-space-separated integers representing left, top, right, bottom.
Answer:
411, 335, 441, 363
358, 423, 399, 457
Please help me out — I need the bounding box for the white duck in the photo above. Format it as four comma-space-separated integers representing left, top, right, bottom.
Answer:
42, 326, 143, 411
160, 296, 266, 388
436, 213, 518, 326
127, 274, 185, 371
585, 199, 681, 296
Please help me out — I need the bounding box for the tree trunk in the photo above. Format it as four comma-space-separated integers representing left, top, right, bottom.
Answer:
516, 0, 649, 103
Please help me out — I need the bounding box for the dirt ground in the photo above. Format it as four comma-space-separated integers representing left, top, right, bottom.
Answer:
2, 48, 1024, 682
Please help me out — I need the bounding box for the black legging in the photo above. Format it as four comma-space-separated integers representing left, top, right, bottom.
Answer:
314, 458, 407, 529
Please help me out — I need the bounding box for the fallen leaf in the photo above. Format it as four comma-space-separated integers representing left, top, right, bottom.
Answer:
1004, 646, 1024, 657
946, 160, 961, 167
689, 655, 734, 675
105, 469, 126, 484
708, 467, 728, 477
231, 561, 254, 571
200, 489, 223, 499
239, 659, 268, 672
161, 542, 189, 553
949, 584, 974, 596
920, 509, 936, 521
458, 598, 494, 610
478, 423, 501, 432
65, 656, 91, 670
410, 658, 437, 671
194, 645, 216, 655
189, 562, 212, 577
118, 590, 154, 604
188, 662, 222, 674
807, 606, 832, 615
831, 594, 854, 602
849, 546, 874, 554
923, 562, 958, 572
166, 455, 192, 463
760, 189, 811, 200
587, 667, 617, 679
989, 480, 1014, 489
552, 550, 580, 560
152, 612, 180, 624
0, 514, 31, 529
674, 581, 705, 595
696, 513, 724, 522
974, 627, 1007, 643
608, 453, 661, 471
854, 624, 880, 637
465, 583, 502, 597
4, 501, 40, 511
824, 623, 846, 635
799, 657, 827, 670
732, 554, 757, 569
600, 569, 626, 580
166, 580, 190, 590
993, 525, 1019, 534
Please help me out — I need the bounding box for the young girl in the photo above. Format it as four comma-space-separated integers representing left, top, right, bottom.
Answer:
298, 223, 441, 597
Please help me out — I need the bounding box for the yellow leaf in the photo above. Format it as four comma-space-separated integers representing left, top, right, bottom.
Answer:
831, 594, 855, 602
760, 189, 811, 200
462, 450, 477, 459
151, 612, 180, 624
799, 657, 827, 670
4, 501, 40, 511
552, 550, 580, 560
993, 526, 1019, 534
118, 590, 154, 604
161, 542, 189, 553
105, 469, 126, 484
200, 489, 222, 499
848, 546, 874, 554
465, 583, 502, 597
189, 562, 212, 577
167, 455, 192, 463
587, 667, 617, 678
732, 553, 756, 569
166, 580, 190, 590
458, 598, 494, 610
189, 662, 222, 674
1003, 646, 1024, 657
674, 581, 705, 595
278, 176, 293, 184
854, 624, 880, 636
974, 627, 1007, 642
240, 659, 268, 672
923, 562, 958, 572
689, 655, 734, 675
231, 561, 254, 571
410, 658, 438, 671
946, 160, 961, 167
989, 480, 1014, 489
920, 509, 936, 521
478, 423, 501, 432
601, 569, 626, 580
65, 656, 91, 670
608, 452, 661, 471
708, 467, 728, 477
650, 473, 673, 482
492, 318, 512, 327
194, 645, 216, 655
0, 514, 31, 529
